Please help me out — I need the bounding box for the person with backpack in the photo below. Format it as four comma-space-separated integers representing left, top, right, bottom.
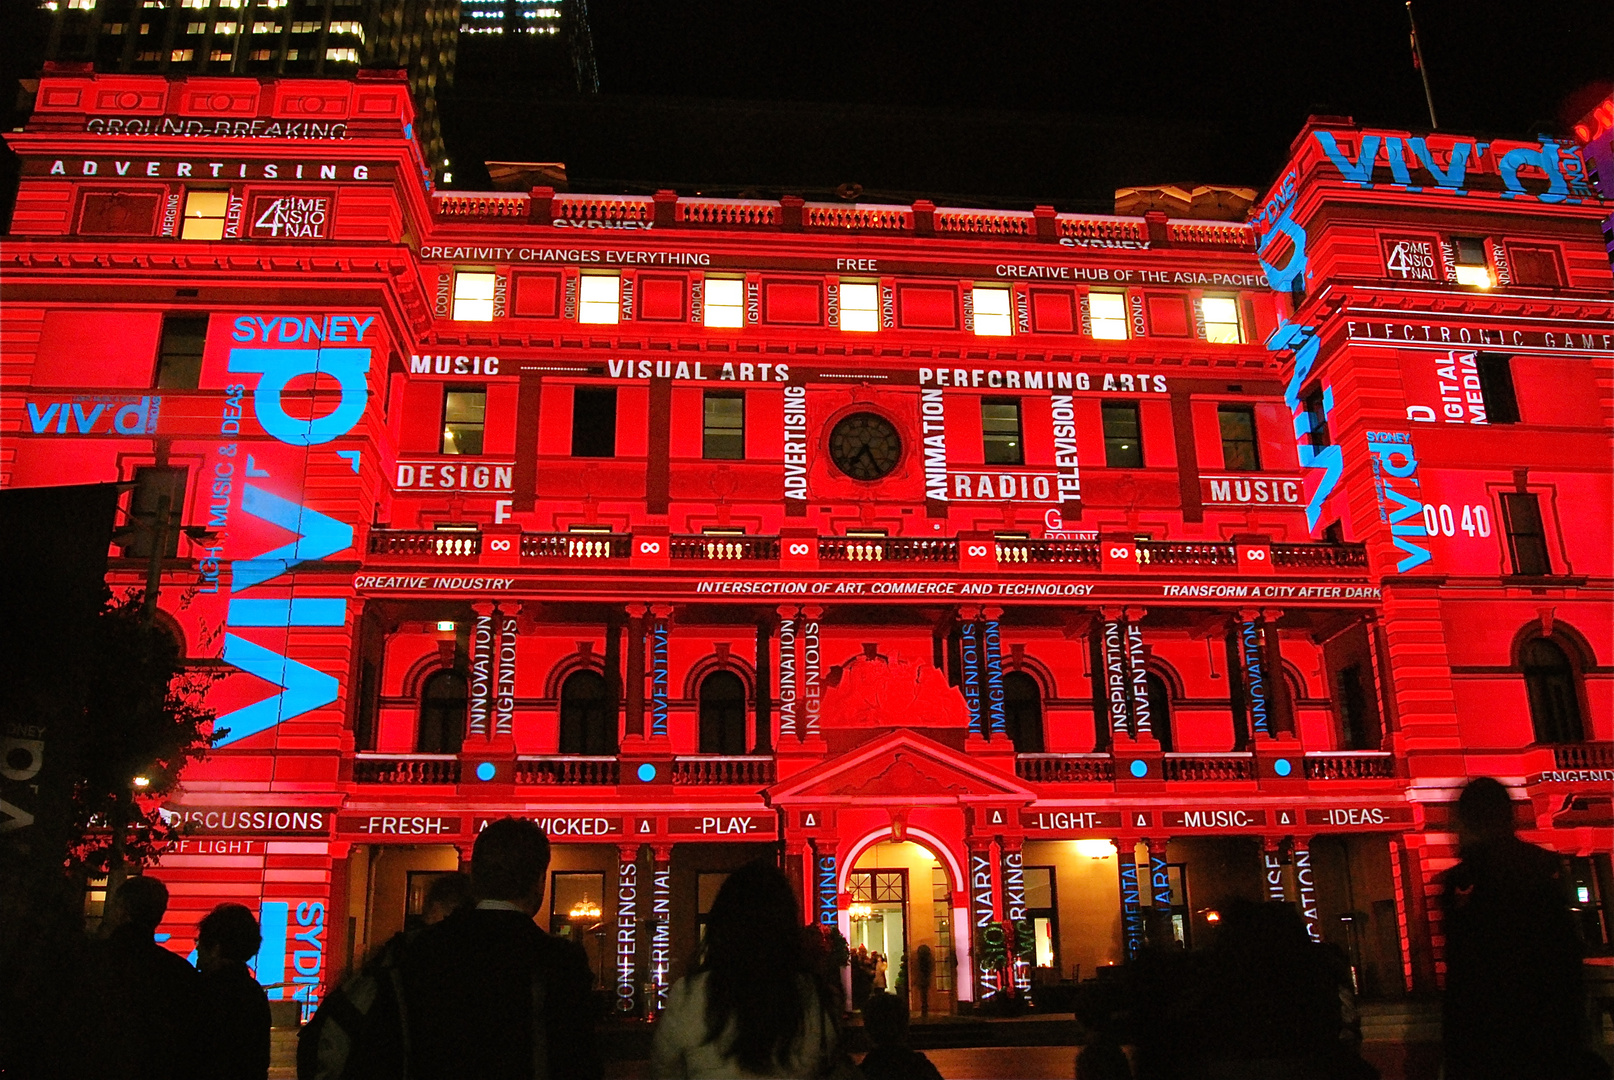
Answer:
297, 873, 471, 1080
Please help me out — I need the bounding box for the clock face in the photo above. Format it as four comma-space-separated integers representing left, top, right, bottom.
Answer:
828, 412, 903, 481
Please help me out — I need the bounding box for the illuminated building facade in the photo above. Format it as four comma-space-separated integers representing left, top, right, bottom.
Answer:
2, 72, 1609, 1019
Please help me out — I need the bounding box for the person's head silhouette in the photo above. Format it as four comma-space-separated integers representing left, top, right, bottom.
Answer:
1455, 776, 1516, 851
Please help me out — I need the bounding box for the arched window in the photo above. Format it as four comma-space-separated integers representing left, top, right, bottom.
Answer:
559, 669, 615, 755
1145, 672, 1174, 752
417, 670, 467, 754
699, 670, 748, 755
1004, 671, 1044, 753
1523, 638, 1585, 744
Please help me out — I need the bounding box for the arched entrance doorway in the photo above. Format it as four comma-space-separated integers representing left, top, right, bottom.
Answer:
846, 837, 959, 1018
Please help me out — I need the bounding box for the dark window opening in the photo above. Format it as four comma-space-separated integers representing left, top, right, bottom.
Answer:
1523, 638, 1584, 744
702, 392, 744, 460
354, 658, 379, 752
155, 313, 207, 389
1102, 402, 1143, 468
571, 387, 617, 458
559, 669, 616, 755
1217, 404, 1260, 472
698, 670, 747, 755
1476, 354, 1520, 425
1003, 670, 1043, 753
1303, 388, 1331, 449
1501, 492, 1551, 576
1336, 663, 1380, 750
441, 388, 486, 455
122, 466, 186, 559
1144, 672, 1174, 752
417, 669, 466, 754
982, 399, 1024, 466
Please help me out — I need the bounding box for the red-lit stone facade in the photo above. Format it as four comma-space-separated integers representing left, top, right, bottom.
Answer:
3, 72, 1610, 1018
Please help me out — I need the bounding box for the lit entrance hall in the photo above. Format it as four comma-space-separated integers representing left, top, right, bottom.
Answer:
846, 840, 958, 1016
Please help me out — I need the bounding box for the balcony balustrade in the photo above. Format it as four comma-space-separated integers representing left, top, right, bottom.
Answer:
1553, 743, 1614, 769
521, 532, 632, 559
515, 756, 620, 785
670, 535, 782, 562
368, 530, 481, 558
1015, 754, 1116, 783
354, 753, 460, 784
1161, 753, 1256, 781
1137, 541, 1237, 568
672, 756, 777, 785
1303, 751, 1397, 780
996, 539, 1101, 566
819, 536, 958, 563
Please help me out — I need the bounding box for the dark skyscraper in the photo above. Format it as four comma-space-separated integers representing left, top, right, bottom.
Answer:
453, 0, 596, 94
28, 0, 458, 162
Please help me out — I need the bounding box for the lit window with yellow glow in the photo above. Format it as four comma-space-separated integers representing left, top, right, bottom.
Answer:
972, 287, 1012, 336
578, 274, 620, 324
704, 278, 744, 328
452, 271, 496, 321
180, 190, 227, 240
1453, 237, 1493, 288
1089, 292, 1128, 340
840, 281, 878, 332
1200, 296, 1242, 343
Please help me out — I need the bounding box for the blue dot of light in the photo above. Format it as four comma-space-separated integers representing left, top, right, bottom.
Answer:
475, 761, 496, 782
1274, 758, 1293, 777
1129, 759, 1148, 778
637, 763, 657, 782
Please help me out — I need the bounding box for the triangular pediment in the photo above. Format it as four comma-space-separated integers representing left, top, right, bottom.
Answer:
766, 730, 1034, 806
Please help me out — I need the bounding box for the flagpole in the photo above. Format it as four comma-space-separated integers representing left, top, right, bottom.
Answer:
1405, 1, 1438, 129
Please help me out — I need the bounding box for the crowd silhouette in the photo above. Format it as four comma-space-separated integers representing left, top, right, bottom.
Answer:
1, 777, 1606, 1079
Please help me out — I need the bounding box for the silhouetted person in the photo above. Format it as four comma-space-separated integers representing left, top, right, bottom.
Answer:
1442, 776, 1586, 1080
397, 819, 600, 1079
193, 903, 271, 1080
83, 875, 200, 1080
651, 860, 842, 1078
1181, 899, 1374, 1079
299, 872, 471, 1079
859, 991, 942, 1080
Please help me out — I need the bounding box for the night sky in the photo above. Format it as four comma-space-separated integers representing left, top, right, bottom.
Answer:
439, 0, 1611, 206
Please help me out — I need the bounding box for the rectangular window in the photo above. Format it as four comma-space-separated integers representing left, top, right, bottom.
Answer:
171, 48, 195, 61
441, 388, 486, 455
1102, 402, 1143, 468
452, 270, 495, 321
972, 287, 1012, 336
571, 386, 617, 457
1217, 405, 1260, 471
251, 20, 276, 31
1200, 296, 1243, 344
1476, 353, 1520, 424
577, 274, 620, 324
1089, 292, 1128, 340
180, 190, 227, 240
981, 398, 1023, 465
185, 21, 206, 33
840, 281, 878, 332
1453, 236, 1494, 288
209, 49, 233, 61
1303, 388, 1331, 449
703, 278, 744, 328
1501, 492, 1551, 576
702, 392, 744, 459
123, 466, 186, 558
324, 47, 358, 62
154, 313, 208, 388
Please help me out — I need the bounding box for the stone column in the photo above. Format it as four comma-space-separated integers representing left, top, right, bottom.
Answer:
468, 601, 495, 741
1117, 839, 1145, 961
492, 602, 518, 743
801, 605, 824, 744
1292, 836, 1321, 942
959, 607, 985, 737
647, 845, 673, 1016
623, 604, 646, 742
614, 843, 641, 1015
602, 611, 621, 746
966, 835, 1002, 1002
776, 605, 800, 742
1000, 836, 1031, 1000
647, 605, 673, 742
982, 606, 1007, 741
754, 617, 772, 753
1263, 836, 1291, 902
